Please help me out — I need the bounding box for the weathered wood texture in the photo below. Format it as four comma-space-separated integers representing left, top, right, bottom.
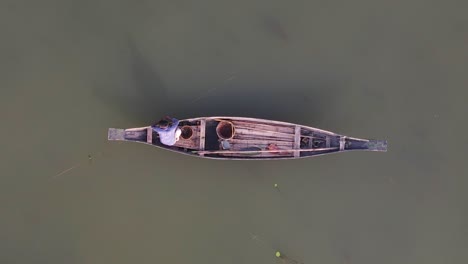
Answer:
199, 120, 206, 151
147, 127, 153, 143
216, 120, 296, 157
231, 120, 294, 133
108, 116, 387, 160
124, 130, 146, 140
174, 125, 200, 149
196, 147, 338, 155
294, 126, 301, 157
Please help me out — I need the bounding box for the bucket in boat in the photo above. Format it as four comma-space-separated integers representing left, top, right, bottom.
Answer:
181, 125, 194, 140
216, 121, 235, 140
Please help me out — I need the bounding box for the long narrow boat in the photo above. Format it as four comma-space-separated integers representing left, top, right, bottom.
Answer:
108, 116, 387, 160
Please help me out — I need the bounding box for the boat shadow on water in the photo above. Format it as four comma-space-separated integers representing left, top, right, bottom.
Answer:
91, 37, 347, 131
173, 81, 340, 128
92, 36, 170, 124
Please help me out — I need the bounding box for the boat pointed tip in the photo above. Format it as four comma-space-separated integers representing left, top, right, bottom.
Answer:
108, 128, 125, 141
366, 140, 388, 152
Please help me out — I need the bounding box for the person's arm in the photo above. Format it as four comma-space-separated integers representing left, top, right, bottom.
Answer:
170, 118, 179, 128
152, 126, 163, 132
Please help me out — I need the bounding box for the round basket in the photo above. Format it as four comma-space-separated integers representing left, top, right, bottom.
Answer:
216, 121, 235, 140
180, 125, 194, 140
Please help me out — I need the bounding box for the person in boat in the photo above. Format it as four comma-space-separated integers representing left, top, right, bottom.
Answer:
151, 116, 181, 146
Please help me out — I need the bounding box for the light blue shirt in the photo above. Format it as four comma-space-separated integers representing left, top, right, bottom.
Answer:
152, 118, 179, 146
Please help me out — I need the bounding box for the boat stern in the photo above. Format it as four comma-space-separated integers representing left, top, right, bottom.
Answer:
344, 138, 388, 152
365, 140, 387, 152
108, 128, 125, 141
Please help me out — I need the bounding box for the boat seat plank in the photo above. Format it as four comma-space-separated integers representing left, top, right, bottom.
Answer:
339, 136, 345, 151
308, 133, 314, 148
199, 120, 206, 153
147, 127, 153, 143
294, 125, 301, 157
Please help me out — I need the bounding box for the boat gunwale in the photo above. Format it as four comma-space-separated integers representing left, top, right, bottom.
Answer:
108, 116, 386, 160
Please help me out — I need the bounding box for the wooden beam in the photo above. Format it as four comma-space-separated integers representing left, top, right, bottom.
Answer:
194, 147, 339, 155
125, 126, 150, 132
308, 132, 314, 148
234, 128, 294, 139
339, 136, 346, 151
231, 121, 295, 134
229, 139, 293, 146
294, 126, 301, 157
199, 120, 206, 153
233, 135, 294, 142
147, 127, 153, 143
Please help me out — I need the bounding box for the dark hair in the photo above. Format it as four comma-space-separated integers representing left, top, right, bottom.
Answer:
157, 119, 169, 128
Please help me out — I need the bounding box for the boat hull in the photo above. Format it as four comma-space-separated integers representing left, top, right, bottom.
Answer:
108, 116, 387, 160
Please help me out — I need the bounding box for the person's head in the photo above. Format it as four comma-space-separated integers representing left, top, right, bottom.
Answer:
156, 119, 170, 129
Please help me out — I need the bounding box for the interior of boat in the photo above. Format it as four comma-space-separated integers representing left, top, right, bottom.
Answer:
109, 116, 384, 159
149, 117, 346, 159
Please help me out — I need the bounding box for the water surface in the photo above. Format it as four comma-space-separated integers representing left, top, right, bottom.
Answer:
1, 0, 467, 263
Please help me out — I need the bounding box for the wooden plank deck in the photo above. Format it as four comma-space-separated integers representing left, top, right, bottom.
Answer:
234, 128, 294, 139
228, 139, 294, 146
174, 125, 200, 149
215, 119, 296, 158
231, 120, 294, 134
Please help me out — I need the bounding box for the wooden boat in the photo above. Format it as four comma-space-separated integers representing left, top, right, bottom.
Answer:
108, 116, 387, 160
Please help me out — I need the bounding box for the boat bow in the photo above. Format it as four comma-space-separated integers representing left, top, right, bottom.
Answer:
365, 140, 387, 151
108, 128, 125, 141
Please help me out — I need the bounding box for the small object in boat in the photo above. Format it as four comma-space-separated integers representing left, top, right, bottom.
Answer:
220, 140, 231, 150
266, 143, 279, 150
266, 143, 285, 154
